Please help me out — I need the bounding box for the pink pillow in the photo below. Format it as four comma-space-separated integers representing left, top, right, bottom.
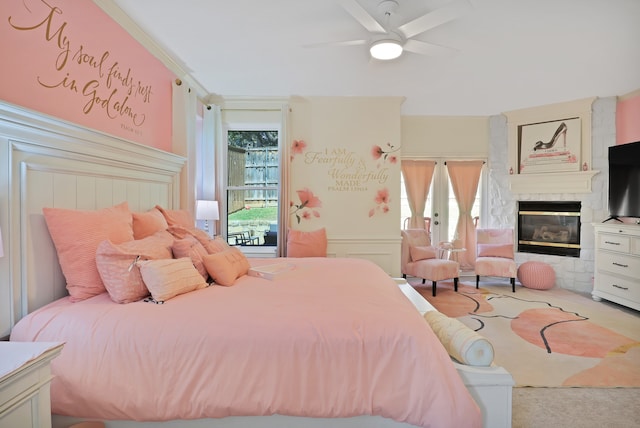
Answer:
167, 225, 230, 254
43, 202, 134, 302
96, 231, 174, 303
201, 235, 231, 254
155, 205, 193, 228
286, 228, 327, 258
185, 227, 230, 253
410, 245, 437, 261
477, 243, 514, 259
132, 208, 168, 239
202, 247, 250, 286
137, 258, 208, 302
172, 235, 209, 279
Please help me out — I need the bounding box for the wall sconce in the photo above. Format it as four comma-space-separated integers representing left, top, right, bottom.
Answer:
196, 200, 219, 235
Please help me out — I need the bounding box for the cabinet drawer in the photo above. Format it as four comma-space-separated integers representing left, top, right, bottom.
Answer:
596, 272, 640, 303
597, 252, 640, 277
599, 234, 630, 253
632, 237, 640, 256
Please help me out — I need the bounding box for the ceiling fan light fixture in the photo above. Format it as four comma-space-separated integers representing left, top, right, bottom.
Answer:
370, 39, 403, 60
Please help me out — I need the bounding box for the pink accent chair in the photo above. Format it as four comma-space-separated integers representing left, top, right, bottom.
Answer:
475, 228, 518, 292
401, 229, 459, 297
403, 216, 431, 235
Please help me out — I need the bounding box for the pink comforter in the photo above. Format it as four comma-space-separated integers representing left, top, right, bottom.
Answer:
11, 257, 480, 427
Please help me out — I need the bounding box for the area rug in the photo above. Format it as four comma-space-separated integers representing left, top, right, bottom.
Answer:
409, 279, 640, 387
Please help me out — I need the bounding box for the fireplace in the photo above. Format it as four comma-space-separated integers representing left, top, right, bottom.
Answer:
518, 201, 581, 257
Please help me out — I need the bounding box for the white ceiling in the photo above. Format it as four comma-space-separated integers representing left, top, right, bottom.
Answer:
106, 0, 640, 116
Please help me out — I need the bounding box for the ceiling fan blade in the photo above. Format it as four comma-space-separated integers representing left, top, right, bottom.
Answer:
403, 39, 457, 56
337, 0, 386, 34
398, 0, 471, 39
303, 39, 368, 49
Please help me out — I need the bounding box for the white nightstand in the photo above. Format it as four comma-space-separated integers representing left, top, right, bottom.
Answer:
0, 342, 64, 428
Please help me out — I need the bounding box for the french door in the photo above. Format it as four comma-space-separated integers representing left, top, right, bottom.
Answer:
401, 158, 484, 245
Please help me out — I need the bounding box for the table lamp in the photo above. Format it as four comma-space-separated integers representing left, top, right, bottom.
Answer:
196, 200, 219, 236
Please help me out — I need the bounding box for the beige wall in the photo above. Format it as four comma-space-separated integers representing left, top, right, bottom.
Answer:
401, 116, 490, 158
288, 96, 404, 275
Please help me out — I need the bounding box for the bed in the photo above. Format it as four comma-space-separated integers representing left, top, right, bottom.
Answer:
0, 102, 512, 428
11, 256, 480, 428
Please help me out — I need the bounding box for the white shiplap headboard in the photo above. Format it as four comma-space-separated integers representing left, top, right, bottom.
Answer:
0, 102, 185, 337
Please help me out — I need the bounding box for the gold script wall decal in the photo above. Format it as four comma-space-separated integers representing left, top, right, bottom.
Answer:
303, 147, 390, 193
8, 0, 152, 134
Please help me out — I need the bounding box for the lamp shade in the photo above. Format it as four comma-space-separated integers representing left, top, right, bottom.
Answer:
196, 200, 219, 221
370, 39, 403, 60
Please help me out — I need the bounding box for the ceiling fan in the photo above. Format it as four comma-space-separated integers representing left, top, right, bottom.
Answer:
311, 0, 471, 60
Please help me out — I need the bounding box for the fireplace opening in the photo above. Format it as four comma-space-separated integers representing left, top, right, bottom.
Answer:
518, 201, 581, 257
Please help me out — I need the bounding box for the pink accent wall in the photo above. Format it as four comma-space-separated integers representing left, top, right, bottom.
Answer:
616, 92, 640, 145
0, 0, 174, 151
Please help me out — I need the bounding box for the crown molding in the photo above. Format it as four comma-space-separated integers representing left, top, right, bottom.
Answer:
92, 0, 208, 100
618, 88, 640, 101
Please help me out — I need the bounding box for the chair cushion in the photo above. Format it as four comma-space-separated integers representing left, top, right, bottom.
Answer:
477, 243, 514, 259
410, 245, 437, 261
475, 257, 517, 278
518, 261, 556, 289
403, 229, 431, 247
410, 259, 459, 282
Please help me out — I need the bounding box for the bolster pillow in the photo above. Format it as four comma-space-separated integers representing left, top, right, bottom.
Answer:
423, 311, 494, 366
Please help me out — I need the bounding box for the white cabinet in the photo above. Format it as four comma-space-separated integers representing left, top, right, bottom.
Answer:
0, 342, 64, 428
592, 223, 640, 311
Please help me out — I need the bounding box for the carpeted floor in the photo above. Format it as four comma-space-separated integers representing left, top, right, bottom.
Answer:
512, 387, 640, 428
409, 278, 640, 387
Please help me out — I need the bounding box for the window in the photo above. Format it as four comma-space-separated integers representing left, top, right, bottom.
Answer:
226, 129, 279, 247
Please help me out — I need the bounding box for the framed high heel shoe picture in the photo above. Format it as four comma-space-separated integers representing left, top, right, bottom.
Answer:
518, 117, 581, 174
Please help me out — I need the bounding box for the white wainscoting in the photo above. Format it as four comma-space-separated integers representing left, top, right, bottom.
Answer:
327, 236, 401, 277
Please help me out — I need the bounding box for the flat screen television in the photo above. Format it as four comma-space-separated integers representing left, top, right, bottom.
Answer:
606, 141, 640, 222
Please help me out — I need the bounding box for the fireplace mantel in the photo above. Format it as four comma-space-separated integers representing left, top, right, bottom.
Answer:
504, 97, 598, 194
509, 170, 599, 194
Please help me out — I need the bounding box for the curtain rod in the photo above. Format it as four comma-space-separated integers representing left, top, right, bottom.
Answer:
444, 160, 486, 165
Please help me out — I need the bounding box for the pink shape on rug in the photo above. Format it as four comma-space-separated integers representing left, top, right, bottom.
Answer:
563, 344, 640, 387
512, 308, 637, 357
411, 281, 494, 318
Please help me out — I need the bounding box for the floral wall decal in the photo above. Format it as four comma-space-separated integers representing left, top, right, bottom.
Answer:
371, 143, 399, 166
290, 139, 307, 161
291, 187, 322, 223
369, 187, 390, 217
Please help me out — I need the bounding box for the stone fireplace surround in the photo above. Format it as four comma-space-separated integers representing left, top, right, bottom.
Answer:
485, 97, 616, 293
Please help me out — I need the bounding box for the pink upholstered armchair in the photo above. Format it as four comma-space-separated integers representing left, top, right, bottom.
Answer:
401, 229, 459, 297
475, 228, 517, 292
